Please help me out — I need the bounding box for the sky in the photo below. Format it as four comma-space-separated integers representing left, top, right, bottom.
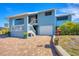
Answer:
0, 3, 79, 27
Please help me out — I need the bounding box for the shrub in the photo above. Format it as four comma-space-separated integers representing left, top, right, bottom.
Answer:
0, 28, 10, 36
58, 21, 79, 35
0, 31, 2, 35
23, 32, 28, 39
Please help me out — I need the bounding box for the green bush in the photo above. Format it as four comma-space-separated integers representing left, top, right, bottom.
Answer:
58, 21, 79, 35
23, 32, 28, 39
0, 28, 10, 35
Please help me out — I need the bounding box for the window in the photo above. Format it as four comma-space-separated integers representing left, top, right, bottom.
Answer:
45, 11, 52, 16
57, 16, 68, 20
29, 14, 38, 23
15, 18, 24, 25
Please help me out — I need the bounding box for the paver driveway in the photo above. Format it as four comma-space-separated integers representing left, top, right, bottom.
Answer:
0, 36, 53, 56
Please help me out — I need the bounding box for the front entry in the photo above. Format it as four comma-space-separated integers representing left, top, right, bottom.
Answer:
33, 25, 38, 35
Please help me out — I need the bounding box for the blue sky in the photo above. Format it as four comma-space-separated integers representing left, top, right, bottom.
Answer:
0, 3, 79, 27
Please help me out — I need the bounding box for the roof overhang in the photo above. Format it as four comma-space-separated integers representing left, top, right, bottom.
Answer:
8, 9, 56, 19
56, 13, 74, 17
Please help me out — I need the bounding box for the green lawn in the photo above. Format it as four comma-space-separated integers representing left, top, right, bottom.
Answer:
56, 35, 79, 56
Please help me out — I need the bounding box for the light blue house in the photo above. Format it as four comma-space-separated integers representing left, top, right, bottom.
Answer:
56, 14, 73, 27
8, 9, 56, 38
8, 9, 73, 38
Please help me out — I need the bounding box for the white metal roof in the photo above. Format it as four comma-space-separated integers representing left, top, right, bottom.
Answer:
8, 9, 55, 19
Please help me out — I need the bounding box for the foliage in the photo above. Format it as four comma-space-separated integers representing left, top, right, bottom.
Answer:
23, 32, 28, 38
59, 21, 79, 35
0, 28, 10, 35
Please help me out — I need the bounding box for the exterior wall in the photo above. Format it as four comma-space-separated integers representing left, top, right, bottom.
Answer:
38, 10, 56, 35
56, 15, 72, 27
9, 16, 28, 37
24, 16, 29, 33
10, 31, 24, 37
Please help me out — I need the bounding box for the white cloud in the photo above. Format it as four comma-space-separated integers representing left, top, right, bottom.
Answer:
58, 4, 79, 21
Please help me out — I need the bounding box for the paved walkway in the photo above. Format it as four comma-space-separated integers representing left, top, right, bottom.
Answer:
0, 36, 55, 56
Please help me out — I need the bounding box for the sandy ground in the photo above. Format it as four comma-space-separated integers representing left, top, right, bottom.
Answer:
0, 36, 53, 56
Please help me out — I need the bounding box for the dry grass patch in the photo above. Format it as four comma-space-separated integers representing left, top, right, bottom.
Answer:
56, 35, 79, 56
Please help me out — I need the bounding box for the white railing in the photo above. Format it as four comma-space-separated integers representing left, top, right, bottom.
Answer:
11, 25, 24, 31
28, 24, 36, 34
30, 19, 38, 25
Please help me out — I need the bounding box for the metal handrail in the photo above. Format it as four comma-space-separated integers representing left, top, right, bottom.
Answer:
30, 19, 37, 25
28, 24, 36, 34
11, 25, 24, 31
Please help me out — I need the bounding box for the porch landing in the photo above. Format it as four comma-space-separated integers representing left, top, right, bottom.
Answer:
0, 36, 55, 56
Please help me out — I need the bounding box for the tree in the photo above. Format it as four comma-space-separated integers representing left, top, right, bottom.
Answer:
0, 28, 9, 35
75, 23, 79, 35
59, 21, 77, 35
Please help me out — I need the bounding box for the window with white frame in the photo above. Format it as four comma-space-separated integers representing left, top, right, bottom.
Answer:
45, 11, 52, 16
15, 18, 24, 25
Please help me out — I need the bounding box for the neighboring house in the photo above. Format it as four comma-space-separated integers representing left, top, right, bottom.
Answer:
4, 23, 9, 28
56, 14, 73, 28
8, 9, 56, 38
